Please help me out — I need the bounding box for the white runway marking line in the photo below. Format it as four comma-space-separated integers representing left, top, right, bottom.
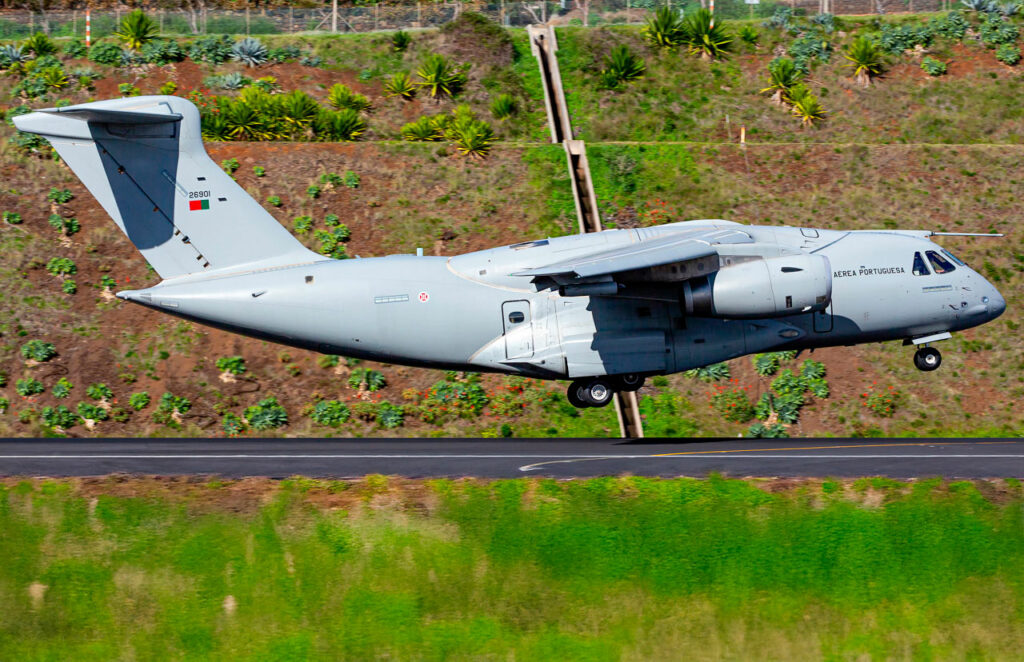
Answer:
517, 455, 1024, 471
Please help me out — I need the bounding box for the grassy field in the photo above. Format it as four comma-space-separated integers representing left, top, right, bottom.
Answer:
0, 476, 1022, 660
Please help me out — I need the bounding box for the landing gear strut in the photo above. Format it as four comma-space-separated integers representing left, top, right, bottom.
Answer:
914, 346, 942, 371
567, 378, 616, 408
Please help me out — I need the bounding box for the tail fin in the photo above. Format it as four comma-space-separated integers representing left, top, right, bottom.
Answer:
14, 96, 320, 280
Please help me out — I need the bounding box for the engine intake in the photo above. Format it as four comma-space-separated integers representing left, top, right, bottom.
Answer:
681, 254, 831, 318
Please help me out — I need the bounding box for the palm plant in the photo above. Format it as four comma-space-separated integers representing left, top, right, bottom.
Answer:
383, 72, 416, 100
278, 90, 320, 136
450, 118, 495, 158
231, 37, 269, 67
489, 93, 517, 120
600, 44, 646, 89
415, 54, 466, 99
327, 83, 370, 112
401, 115, 443, 141
40, 67, 69, 90
391, 30, 412, 52
760, 57, 803, 105
315, 109, 366, 141
788, 84, 825, 126
221, 99, 268, 141
23, 32, 56, 57
844, 36, 884, 87
643, 6, 686, 49
114, 10, 158, 50
681, 9, 733, 60
739, 25, 759, 45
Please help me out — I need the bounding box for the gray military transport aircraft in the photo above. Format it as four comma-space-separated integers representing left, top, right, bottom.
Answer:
15, 96, 1007, 408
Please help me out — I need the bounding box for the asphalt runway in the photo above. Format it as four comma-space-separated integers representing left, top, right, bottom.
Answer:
0, 438, 1022, 478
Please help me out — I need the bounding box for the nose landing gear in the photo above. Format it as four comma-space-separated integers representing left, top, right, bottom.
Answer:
567, 375, 646, 408
914, 346, 942, 371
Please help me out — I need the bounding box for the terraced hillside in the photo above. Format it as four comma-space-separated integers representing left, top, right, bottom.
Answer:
0, 10, 1021, 437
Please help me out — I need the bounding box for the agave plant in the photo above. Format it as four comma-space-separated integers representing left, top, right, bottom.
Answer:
401, 115, 443, 141
40, 66, 69, 90
278, 90, 320, 136
416, 54, 466, 99
961, 0, 996, 11
739, 26, 759, 45
391, 30, 412, 52
0, 44, 27, 69
384, 72, 416, 100
600, 44, 645, 89
23, 32, 56, 57
205, 72, 251, 90
788, 84, 825, 126
844, 36, 884, 87
643, 6, 686, 49
315, 108, 366, 142
681, 9, 733, 60
221, 98, 270, 141
327, 83, 370, 112
489, 93, 517, 120
231, 37, 269, 67
450, 118, 494, 158
760, 57, 803, 105
997, 0, 1021, 16
114, 10, 158, 50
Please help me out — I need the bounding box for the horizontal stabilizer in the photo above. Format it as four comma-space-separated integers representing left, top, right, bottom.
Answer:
513, 227, 752, 278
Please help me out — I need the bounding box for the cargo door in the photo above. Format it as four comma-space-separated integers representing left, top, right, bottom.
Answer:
502, 300, 534, 359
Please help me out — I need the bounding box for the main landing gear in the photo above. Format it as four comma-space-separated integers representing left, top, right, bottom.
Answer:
567, 374, 645, 408
913, 346, 942, 372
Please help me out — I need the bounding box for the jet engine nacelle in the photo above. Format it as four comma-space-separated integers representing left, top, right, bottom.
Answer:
680, 254, 831, 319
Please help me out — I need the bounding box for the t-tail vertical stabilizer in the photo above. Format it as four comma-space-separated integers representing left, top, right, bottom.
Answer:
13, 96, 321, 280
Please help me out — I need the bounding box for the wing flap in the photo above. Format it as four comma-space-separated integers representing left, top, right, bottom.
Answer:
513, 228, 752, 278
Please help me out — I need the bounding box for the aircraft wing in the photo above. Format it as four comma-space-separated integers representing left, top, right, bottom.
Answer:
512, 227, 752, 278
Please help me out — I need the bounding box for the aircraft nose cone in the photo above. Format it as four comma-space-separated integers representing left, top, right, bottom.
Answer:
986, 289, 1006, 320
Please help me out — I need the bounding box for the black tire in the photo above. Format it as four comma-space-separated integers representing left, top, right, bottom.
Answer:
583, 379, 615, 408
567, 380, 590, 408
914, 347, 942, 372
615, 373, 645, 392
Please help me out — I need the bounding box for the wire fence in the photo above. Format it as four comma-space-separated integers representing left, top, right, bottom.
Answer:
0, 0, 956, 39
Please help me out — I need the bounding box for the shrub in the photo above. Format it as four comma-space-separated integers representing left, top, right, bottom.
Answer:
801, 359, 826, 380
980, 17, 1018, 47
789, 34, 831, 72
114, 10, 158, 50
293, 215, 313, 234
267, 45, 301, 62
118, 82, 140, 97
327, 83, 370, 112
23, 32, 56, 57
42, 405, 78, 429
61, 279, 77, 295
684, 362, 731, 382
681, 9, 732, 60
416, 54, 466, 98
63, 39, 88, 58
391, 29, 412, 52
48, 214, 79, 236
253, 165, 265, 177
401, 115, 443, 141
86, 383, 113, 401
311, 399, 351, 427
490, 93, 517, 120
21, 340, 56, 362
878, 24, 932, 55
643, 6, 686, 48
46, 257, 77, 276
862, 384, 900, 417
600, 45, 645, 90
318, 354, 341, 368
299, 55, 323, 67
377, 401, 404, 429
205, 72, 251, 90
253, 76, 280, 93
996, 43, 1021, 65
216, 356, 247, 375
740, 26, 759, 45
142, 40, 185, 65
231, 37, 268, 67
754, 392, 801, 424
0, 44, 28, 69
343, 171, 360, 188
306, 185, 321, 199
52, 377, 72, 399
349, 367, 386, 392
188, 35, 233, 64
128, 391, 151, 410
920, 56, 947, 76
414, 379, 489, 423
711, 386, 755, 423
222, 412, 247, 436
789, 84, 826, 126
99, 275, 117, 290
753, 352, 783, 376
16, 378, 44, 396
89, 41, 124, 66
449, 114, 495, 158
929, 11, 969, 40
747, 422, 789, 438
77, 402, 109, 422
0, 398, 9, 414
267, 195, 282, 207
844, 37, 883, 87
153, 392, 191, 426
314, 109, 366, 141
384, 71, 416, 100
2, 211, 22, 225
245, 396, 288, 430
48, 187, 73, 204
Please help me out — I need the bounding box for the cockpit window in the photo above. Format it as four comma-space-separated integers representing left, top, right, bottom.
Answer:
926, 250, 955, 274
942, 249, 966, 267
912, 252, 930, 276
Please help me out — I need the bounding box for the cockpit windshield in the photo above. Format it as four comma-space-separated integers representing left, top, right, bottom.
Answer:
912, 252, 930, 276
941, 249, 966, 267
926, 250, 955, 274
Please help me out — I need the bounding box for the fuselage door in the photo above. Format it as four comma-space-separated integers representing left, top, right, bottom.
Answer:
813, 302, 834, 333
502, 300, 534, 359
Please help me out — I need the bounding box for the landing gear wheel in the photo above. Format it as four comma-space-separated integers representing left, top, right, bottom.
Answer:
567, 380, 590, 409
615, 373, 645, 392
914, 347, 942, 372
582, 378, 616, 408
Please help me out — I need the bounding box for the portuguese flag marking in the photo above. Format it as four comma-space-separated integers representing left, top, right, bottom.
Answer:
189, 199, 210, 211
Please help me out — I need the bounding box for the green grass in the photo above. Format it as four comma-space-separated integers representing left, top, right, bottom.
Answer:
0, 477, 1022, 660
